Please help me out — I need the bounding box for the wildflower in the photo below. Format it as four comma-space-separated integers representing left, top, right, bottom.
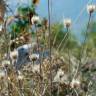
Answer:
53, 69, 69, 84
18, 75, 24, 80
64, 18, 72, 28
10, 50, 18, 60
2, 60, 11, 67
10, 39, 15, 45
29, 54, 39, 62
87, 4, 96, 14
19, 36, 25, 41
17, 71, 24, 80
31, 15, 40, 24
0, 69, 5, 79
70, 78, 81, 88
32, 65, 40, 73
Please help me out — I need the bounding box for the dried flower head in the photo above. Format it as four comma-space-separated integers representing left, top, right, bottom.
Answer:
31, 15, 40, 24
29, 54, 39, 62
2, 60, 11, 68
64, 18, 72, 28
17, 71, 24, 80
18, 75, 24, 80
0, 69, 5, 79
87, 4, 96, 14
70, 78, 81, 88
10, 50, 18, 60
53, 69, 69, 84
19, 36, 25, 41
33, 0, 40, 5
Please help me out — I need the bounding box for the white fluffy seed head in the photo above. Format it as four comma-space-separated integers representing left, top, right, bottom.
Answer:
20, 36, 25, 41
64, 19, 72, 28
0, 70, 5, 79
10, 50, 18, 60
70, 79, 81, 88
29, 54, 39, 61
17, 71, 24, 80
31, 15, 40, 24
18, 75, 24, 80
16, 38, 19, 41
87, 4, 96, 14
2, 60, 11, 67
53, 69, 69, 84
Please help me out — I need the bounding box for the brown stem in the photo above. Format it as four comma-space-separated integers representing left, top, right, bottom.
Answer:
48, 0, 53, 95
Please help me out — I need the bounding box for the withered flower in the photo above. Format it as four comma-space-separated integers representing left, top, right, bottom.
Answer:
33, 0, 40, 5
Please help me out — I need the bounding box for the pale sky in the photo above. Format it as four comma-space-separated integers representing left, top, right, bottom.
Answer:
7, 0, 96, 40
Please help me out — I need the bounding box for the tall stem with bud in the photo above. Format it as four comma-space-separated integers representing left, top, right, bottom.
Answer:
74, 5, 94, 79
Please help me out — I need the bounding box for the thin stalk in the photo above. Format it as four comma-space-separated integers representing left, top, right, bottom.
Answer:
57, 83, 60, 96
18, 79, 24, 96
35, 25, 42, 74
57, 31, 68, 51
67, 27, 71, 81
35, 24, 42, 95
4, 20, 11, 95
5, 67, 10, 96
73, 13, 92, 79
48, 0, 52, 95
42, 28, 46, 59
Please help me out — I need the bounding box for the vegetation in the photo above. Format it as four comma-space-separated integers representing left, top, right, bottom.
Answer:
0, 0, 96, 96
